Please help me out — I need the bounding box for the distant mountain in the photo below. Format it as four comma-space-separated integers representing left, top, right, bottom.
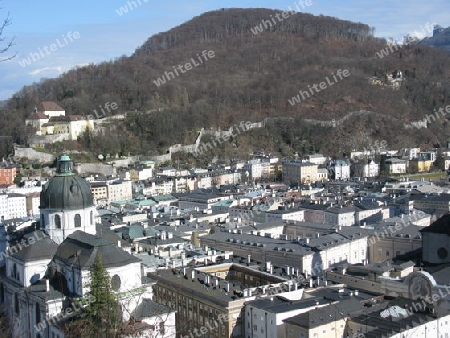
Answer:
420, 25, 450, 51
3, 9, 450, 162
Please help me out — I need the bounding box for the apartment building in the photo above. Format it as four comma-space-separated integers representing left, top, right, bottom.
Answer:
282, 161, 318, 184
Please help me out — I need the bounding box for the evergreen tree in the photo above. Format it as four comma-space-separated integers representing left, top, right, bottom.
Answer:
65, 255, 122, 337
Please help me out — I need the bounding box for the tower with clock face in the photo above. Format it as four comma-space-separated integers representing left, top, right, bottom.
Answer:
420, 213, 450, 264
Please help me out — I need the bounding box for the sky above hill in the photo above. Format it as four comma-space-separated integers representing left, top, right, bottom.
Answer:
0, 0, 449, 100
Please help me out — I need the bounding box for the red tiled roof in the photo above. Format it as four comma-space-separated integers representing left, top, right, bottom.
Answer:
47, 115, 87, 123
26, 112, 48, 120
37, 101, 64, 112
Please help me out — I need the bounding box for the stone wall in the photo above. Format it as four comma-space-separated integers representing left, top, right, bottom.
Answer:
14, 147, 55, 163
77, 163, 116, 176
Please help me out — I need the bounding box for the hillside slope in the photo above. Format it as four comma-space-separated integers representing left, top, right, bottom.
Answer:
3, 8, 450, 161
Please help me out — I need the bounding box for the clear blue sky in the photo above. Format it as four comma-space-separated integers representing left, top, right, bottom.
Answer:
0, 0, 449, 100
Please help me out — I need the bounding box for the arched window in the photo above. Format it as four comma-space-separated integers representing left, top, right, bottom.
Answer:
74, 214, 81, 228
55, 215, 61, 229
35, 302, 41, 323
90, 211, 94, 225
111, 274, 121, 291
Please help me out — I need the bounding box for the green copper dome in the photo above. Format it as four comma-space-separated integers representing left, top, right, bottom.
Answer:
40, 155, 94, 210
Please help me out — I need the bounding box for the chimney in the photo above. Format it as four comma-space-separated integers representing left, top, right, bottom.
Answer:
266, 261, 271, 272
168, 232, 173, 239
247, 254, 251, 264
191, 270, 195, 279
45, 279, 50, 292
355, 290, 359, 296
270, 265, 273, 274
309, 278, 313, 288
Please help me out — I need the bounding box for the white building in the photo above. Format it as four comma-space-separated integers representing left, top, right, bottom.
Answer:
0, 193, 28, 220
265, 209, 305, 223
244, 160, 263, 180
304, 154, 327, 165
144, 178, 174, 196
327, 160, 350, 180
324, 206, 355, 226
26, 192, 41, 218
317, 168, 328, 181
245, 290, 329, 338
363, 159, 380, 178
107, 179, 133, 203
385, 158, 408, 174
37, 101, 65, 118
156, 166, 177, 177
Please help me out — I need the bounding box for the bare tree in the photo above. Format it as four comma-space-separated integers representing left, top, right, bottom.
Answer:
0, 1, 15, 62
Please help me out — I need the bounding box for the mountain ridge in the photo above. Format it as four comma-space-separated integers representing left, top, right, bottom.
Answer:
2, 8, 450, 161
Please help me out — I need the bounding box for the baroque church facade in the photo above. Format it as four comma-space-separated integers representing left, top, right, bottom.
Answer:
0, 155, 175, 337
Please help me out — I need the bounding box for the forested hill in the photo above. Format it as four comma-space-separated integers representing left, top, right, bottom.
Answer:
3, 8, 450, 161
134, 8, 373, 53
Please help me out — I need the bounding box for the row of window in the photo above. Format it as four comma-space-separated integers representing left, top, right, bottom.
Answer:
53, 212, 94, 229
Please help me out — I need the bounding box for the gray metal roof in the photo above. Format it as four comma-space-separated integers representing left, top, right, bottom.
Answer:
53, 230, 141, 269
131, 299, 173, 319
10, 231, 57, 262
283, 298, 364, 328
247, 296, 329, 314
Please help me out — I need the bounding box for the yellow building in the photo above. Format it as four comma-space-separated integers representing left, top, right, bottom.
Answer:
409, 159, 433, 173
90, 182, 108, 205
282, 161, 318, 184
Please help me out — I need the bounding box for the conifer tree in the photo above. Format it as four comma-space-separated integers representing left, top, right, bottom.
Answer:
65, 255, 122, 337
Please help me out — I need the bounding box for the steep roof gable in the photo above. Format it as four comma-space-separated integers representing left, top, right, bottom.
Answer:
37, 101, 64, 111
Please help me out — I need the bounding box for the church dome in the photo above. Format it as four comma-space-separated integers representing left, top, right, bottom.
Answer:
40, 155, 94, 210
